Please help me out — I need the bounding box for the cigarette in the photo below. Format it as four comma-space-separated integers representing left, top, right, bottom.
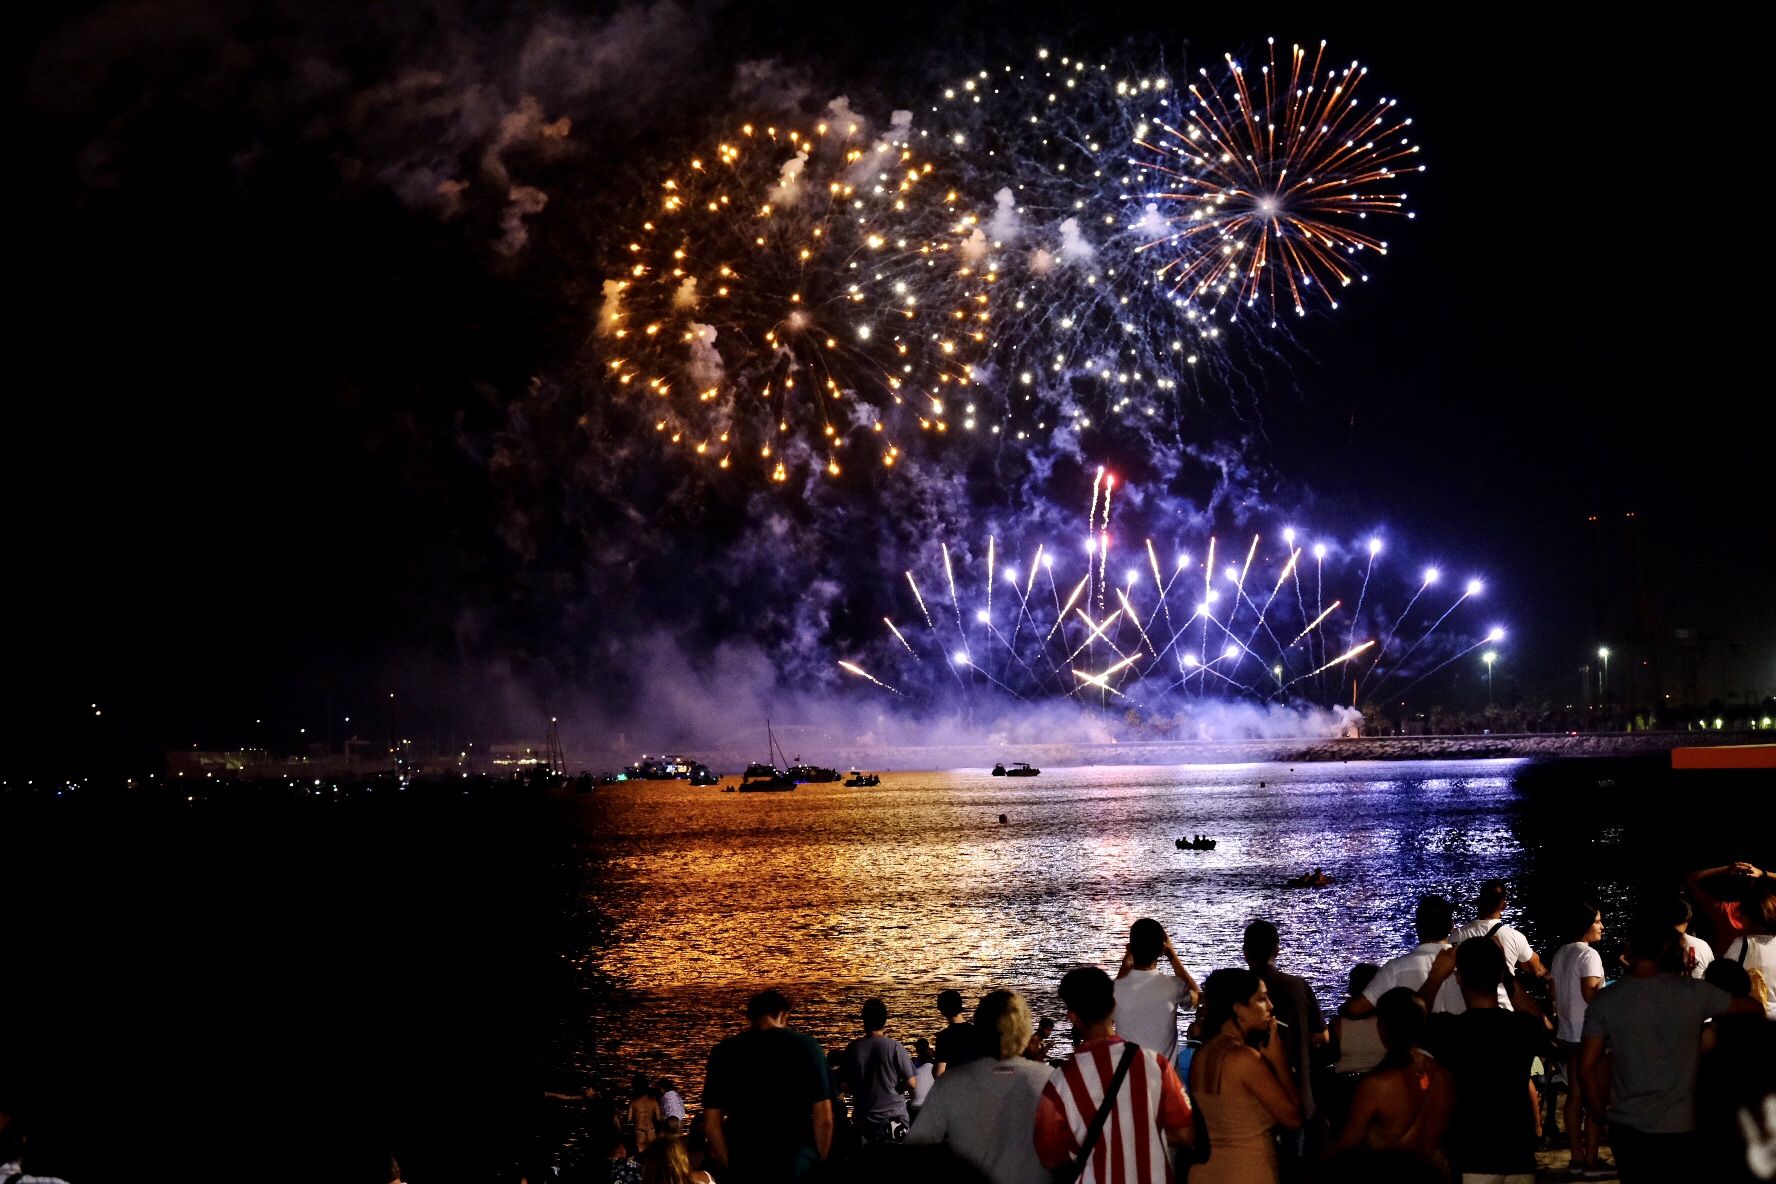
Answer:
1273, 1019, 1290, 1029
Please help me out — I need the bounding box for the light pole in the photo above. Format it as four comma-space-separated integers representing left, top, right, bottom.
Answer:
1483, 651, 1498, 705
1598, 646, 1611, 701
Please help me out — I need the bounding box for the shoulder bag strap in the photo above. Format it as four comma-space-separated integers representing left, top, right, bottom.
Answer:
1487, 921, 1505, 937
1069, 1043, 1141, 1178
1736, 938, 1749, 965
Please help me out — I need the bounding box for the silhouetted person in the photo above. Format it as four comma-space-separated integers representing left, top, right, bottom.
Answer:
703, 988, 834, 1183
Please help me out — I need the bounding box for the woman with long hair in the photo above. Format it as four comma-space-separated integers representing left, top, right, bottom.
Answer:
1188, 968, 1303, 1184
625, 1071, 664, 1156
638, 1135, 713, 1184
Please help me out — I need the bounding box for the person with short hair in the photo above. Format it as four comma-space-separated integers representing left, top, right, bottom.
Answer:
1241, 918, 1327, 1169
1347, 896, 1478, 1017
1580, 914, 1764, 1183
908, 989, 1053, 1184
841, 997, 919, 1143
1448, 880, 1547, 991
1187, 967, 1301, 1184
1023, 1015, 1056, 1063
702, 988, 834, 1183
1113, 917, 1203, 1061
1034, 966, 1195, 1183
934, 989, 980, 1077
1332, 987, 1452, 1171
1548, 901, 1606, 1178
1418, 936, 1552, 1184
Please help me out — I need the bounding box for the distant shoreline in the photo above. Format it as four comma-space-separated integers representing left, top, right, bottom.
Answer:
674, 730, 1764, 773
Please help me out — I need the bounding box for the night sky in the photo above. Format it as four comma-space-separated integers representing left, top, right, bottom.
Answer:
12, 2, 1772, 775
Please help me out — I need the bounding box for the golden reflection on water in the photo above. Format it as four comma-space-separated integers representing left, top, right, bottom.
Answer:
569, 760, 1526, 1098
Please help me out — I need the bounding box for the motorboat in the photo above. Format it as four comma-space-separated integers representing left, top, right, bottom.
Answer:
786, 759, 841, 783
1175, 836, 1218, 851
843, 770, 880, 787
688, 764, 720, 786
1003, 762, 1040, 777
991, 763, 1007, 776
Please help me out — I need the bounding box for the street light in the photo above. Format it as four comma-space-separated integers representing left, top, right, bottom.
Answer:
1483, 650, 1498, 705
1598, 646, 1611, 700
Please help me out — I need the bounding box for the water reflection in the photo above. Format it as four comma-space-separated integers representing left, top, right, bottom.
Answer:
562, 759, 1541, 1097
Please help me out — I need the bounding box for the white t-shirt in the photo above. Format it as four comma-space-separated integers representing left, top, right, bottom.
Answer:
1680, 932, 1715, 980
1723, 935, 1776, 1016
1112, 967, 1190, 1059
1723, 933, 1774, 975
1550, 941, 1605, 1043
1362, 941, 1505, 1014
660, 1089, 686, 1121
1450, 916, 1537, 975
906, 1056, 1052, 1184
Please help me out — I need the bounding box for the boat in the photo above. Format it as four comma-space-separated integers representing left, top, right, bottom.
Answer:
991, 763, 1007, 776
843, 770, 880, 787
786, 758, 841, 783
688, 763, 719, 786
738, 722, 797, 793
1003, 762, 1040, 777
1174, 836, 1218, 851
625, 754, 696, 780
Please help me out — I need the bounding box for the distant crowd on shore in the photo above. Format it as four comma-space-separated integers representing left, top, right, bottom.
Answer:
7, 865, 1774, 1184
511, 859, 1775, 1184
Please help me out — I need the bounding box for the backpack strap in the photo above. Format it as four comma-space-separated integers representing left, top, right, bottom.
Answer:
1487, 921, 1506, 938
1068, 1043, 1141, 1179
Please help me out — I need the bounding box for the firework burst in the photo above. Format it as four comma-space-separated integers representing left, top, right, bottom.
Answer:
1133, 39, 1421, 321
598, 109, 991, 482
841, 478, 1498, 715
923, 50, 1254, 442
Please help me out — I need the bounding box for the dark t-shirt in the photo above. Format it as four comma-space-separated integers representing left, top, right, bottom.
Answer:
1258, 965, 1325, 1116
704, 1026, 832, 1182
842, 1033, 916, 1123
934, 1021, 980, 1070
1427, 1007, 1547, 1175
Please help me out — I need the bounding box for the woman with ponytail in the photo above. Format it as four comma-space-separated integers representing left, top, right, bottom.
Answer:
1187, 968, 1303, 1184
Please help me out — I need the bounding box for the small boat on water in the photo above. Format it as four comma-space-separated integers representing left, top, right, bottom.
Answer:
1175, 836, 1218, 851
1003, 762, 1040, 777
738, 721, 797, 793
991, 763, 1006, 776
787, 759, 841, 783
688, 764, 719, 787
844, 770, 881, 787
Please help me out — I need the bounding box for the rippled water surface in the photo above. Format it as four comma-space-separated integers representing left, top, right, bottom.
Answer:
560, 759, 1547, 1096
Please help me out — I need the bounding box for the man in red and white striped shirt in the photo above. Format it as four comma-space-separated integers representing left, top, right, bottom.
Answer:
1034, 966, 1195, 1183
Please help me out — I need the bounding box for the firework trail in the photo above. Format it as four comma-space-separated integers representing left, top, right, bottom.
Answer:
1132, 39, 1420, 321
838, 660, 903, 695
1372, 579, 1485, 694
